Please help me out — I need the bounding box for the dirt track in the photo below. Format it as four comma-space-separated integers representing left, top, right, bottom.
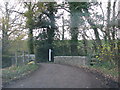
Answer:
4, 63, 117, 88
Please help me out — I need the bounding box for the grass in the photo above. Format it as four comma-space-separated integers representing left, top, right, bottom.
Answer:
89, 63, 119, 82
2, 64, 39, 84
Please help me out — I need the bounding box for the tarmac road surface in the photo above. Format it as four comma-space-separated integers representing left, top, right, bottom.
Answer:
5, 63, 113, 88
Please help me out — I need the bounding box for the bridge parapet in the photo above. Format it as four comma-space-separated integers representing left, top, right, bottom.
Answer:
54, 56, 88, 66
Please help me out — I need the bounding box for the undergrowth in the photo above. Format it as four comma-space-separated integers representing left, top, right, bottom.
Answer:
2, 64, 39, 84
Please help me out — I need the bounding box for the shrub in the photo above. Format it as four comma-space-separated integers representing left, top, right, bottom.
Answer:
95, 44, 118, 68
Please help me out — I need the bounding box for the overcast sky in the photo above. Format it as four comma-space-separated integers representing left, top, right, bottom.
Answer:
0, 0, 119, 40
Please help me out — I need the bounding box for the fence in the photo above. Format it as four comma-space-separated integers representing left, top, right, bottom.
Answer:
2, 51, 35, 68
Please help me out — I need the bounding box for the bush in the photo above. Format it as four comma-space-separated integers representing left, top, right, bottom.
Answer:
95, 44, 118, 68
2, 64, 39, 84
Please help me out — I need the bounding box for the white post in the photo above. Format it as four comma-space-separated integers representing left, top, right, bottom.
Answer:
49, 49, 52, 62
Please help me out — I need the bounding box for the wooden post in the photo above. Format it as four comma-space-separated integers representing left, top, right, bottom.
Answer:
28, 52, 30, 62
11, 57, 14, 66
15, 51, 17, 66
23, 51, 25, 64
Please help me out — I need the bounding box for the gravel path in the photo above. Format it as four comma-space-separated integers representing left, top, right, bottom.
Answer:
5, 63, 110, 88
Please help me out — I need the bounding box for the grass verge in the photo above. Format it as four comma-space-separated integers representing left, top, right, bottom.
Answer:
2, 64, 39, 84
88, 64, 119, 82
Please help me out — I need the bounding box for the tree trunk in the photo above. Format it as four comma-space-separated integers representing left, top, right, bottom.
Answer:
82, 34, 88, 55
47, 3, 56, 62
25, 2, 35, 54
111, 0, 117, 51
70, 29, 78, 55
28, 28, 34, 54
106, 1, 111, 43
2, 2, 10, 55
84, 9, 102, 47
118, 1, 120, 58
62, 16, 65, 40
69, 11, 79, 56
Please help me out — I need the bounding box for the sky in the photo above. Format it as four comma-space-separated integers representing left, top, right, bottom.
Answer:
0, 0, 119, 40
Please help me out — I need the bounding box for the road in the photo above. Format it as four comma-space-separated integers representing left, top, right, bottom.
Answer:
5, 63, 110, 88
